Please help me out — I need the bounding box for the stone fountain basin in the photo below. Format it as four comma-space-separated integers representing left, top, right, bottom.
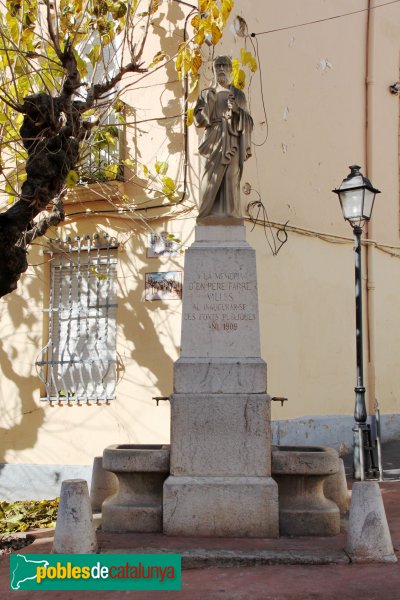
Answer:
272, 445, 341, 536
101, 444, 171, 533
272, 445, 339, 476
102, 444, 170, 473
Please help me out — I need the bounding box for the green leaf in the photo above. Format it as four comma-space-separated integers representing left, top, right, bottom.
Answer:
65, 170, 79, 188
155, 161, 168, 176
103, 163, 119, 180
162, 176, 175, 194
122, 158, 135, 168
113, 99, 124, 113
87, 44, 101, 67
74, 51, 88, 78
90, 266, 107, 280
110, 1, 128, 19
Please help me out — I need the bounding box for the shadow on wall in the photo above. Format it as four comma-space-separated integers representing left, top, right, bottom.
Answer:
0, 285, 46, 465
117, 277, 178, 399
124, 1, 190, 205
152, 0, 189, 155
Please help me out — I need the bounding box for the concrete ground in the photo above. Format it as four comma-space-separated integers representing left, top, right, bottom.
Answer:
1, 443, 399, 599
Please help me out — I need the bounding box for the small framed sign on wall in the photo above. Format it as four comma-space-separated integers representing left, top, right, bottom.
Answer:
145, 271, 182, 301
147, 231, 181, 258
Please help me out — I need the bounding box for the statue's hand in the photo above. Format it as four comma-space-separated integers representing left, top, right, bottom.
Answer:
227, 93, 239, 113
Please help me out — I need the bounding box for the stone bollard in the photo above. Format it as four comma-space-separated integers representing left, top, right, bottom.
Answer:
324, 459, 350, 514
346, 481, 397, 563
53, 479, 98, 554
90, 456, 119, 513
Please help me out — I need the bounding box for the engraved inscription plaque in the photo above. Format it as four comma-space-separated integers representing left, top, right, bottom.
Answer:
180, 247, 261, 358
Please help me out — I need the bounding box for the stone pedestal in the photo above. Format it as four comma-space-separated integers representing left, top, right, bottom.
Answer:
163, 221, 278, 537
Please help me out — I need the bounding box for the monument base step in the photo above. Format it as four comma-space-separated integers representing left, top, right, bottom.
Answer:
102, 504, 162, 533
163, 476, 279, 538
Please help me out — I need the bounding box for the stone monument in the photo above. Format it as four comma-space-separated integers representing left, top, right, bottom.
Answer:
162, 57, 278, 537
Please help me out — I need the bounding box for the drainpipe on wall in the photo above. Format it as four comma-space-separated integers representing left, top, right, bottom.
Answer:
365, 0, 377, 427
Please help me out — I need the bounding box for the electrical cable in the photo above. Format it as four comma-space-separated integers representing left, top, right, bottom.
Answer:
251, 0, 400, 37
249, 35, 269, 147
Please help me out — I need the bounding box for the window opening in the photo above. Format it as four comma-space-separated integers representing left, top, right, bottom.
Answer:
36, 234, 119, 405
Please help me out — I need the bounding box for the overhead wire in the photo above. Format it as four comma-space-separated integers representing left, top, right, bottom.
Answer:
251, 0, 400, 36
244, 0, 400, 255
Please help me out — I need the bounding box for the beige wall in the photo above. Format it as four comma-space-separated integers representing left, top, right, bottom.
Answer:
1, 0, 400, 472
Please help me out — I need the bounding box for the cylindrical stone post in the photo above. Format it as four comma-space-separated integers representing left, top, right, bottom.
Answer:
53, 479, 98, 554
346, 481, 397, 562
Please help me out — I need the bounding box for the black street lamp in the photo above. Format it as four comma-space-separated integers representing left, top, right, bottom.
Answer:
333, 165, 381, 480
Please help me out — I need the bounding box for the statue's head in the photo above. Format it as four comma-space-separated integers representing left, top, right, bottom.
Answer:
213, 55, 232, 87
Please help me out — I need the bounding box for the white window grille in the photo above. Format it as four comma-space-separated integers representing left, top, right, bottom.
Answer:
37, 235, 119, 405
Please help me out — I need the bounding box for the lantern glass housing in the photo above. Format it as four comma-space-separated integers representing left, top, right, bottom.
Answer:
333, 165, 380, 226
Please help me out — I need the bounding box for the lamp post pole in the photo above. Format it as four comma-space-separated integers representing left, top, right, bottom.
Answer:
333, 165, 380, 481
353, 224, 367, 480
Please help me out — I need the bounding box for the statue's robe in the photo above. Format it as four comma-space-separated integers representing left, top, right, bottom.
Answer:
194, 84, 253, 219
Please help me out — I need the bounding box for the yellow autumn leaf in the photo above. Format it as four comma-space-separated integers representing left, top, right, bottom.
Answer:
191, 50, 202, 75
232, 67, 246, 90
194, 29, 205, 46
211, 2, 219, 19
191, 14, 201, 30
176, 52, 183, 73
189, 74, 200, 94
183, 48, 191, 72
186, 107, 194, 126
240, 49, 252, 65
221, 0, 233, 17
150, 0, 159, 14
240, 48, 258, 72
211, 22, 221, 45
199, 0, 209, 13
201, 14, 212, 33
231, 57, 240, 74
175, 42, 188, 75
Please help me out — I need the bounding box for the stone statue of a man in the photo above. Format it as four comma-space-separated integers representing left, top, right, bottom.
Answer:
194, 55, 253, 220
